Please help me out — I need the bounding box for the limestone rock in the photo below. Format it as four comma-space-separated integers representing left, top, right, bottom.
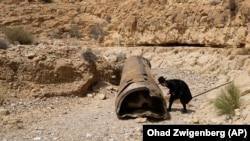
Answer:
0, 108, 10, 115
0, 0, 250, 48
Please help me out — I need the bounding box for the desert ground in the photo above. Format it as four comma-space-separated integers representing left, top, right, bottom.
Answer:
1, 46, 250, 141
1, 0, 250, 141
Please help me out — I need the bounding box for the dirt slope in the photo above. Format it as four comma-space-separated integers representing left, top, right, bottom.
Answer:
0, 67, 217, 141
1, 56, 250, 140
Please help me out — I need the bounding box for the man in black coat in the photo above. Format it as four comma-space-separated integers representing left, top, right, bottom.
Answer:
158, 76, 192, 113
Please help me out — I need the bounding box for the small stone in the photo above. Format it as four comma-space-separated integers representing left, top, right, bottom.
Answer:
26, 52, 36, 59
0, 108, 10, 115
134, 117, 147, 123
97, 94, 106, 100
135, 127, 143, 133
192, 116, 199, 124
106, 86, 113, 90
33, 56, 40, 62
235, 109, 241, 116
87, 94, 93, 98
33, 137, 41, 140
86, 133, 92, 139
53, 137, 60, 140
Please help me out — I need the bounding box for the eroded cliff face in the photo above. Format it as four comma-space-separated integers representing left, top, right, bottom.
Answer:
0, 0, 249, 48
1, 0, 250, 99
0, 45, 121, 99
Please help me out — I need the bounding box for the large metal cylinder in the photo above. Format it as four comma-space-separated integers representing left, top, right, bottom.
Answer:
115, 56, 169, 119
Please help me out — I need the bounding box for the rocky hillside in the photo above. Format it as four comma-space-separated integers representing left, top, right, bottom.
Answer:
1, 46, 250, 140
0, 0, 250, 48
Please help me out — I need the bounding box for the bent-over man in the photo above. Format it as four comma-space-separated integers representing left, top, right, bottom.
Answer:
158, 76, 192, 113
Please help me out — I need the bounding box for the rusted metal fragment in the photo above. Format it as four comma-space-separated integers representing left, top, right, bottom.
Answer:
115, 56, 169, 119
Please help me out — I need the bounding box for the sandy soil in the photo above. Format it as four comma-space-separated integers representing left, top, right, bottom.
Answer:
0, 68, 221, 141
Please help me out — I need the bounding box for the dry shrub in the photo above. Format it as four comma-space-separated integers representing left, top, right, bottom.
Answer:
0, 39, 8, 49
212, 83, 241, 118
5, 27, 34, 45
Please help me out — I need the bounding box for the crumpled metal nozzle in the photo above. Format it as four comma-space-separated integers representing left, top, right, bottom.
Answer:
115, 56, 169, 119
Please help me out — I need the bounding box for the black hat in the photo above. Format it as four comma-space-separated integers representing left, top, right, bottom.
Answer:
158, 76, 166, 84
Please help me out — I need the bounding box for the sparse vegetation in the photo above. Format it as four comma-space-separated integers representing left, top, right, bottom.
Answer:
116, 52, 126, 62
69, 27, 82, 38
228, 0, 238, 20
52, 31, 63, 39
0, 39, 8, 49
82, 50, 97, 63
229, 0, 237, 12
52, 27, 82, 39
173, 49, 179, 54
209, 0, 220, 6
212, 83, 241, 118
40, 0, 53, 3
5, 27, 34, 45
89, 24, 107, 42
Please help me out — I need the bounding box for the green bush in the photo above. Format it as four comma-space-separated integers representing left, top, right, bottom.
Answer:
5, 27, 34, 45
212, 83, 241, 117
